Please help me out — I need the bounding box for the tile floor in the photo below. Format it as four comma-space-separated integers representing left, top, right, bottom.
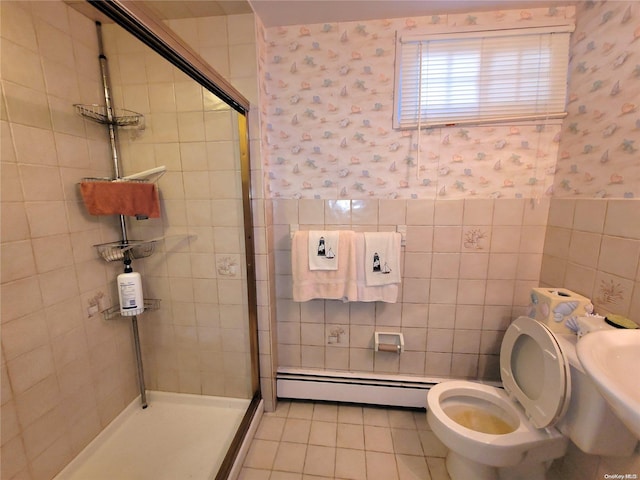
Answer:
238, 399, 451, 480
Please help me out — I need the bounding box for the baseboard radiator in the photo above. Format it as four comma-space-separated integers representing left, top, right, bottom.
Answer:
276, 368, 447, 408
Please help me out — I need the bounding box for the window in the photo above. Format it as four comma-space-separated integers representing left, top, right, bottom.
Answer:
394, 25, 574, 129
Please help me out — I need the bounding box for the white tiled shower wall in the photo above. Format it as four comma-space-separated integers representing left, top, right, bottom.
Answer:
1, 2, 137, 479
99, 16, 256, 400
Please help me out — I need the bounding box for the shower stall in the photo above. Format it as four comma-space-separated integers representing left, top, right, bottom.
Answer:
47, 1, 261, 478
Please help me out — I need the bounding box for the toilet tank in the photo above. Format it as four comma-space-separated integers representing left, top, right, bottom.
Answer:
554, 334, 638, 456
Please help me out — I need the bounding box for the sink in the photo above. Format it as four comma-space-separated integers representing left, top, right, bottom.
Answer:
577, 329, 640, 439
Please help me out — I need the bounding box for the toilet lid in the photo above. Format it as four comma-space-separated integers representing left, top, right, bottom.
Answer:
500, 316, 571, 429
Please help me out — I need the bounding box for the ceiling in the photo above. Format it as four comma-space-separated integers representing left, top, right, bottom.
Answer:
139, 0, 253, 19
65, 0, 252, 23
248, 0, 576, 27
69, 1, 576, 27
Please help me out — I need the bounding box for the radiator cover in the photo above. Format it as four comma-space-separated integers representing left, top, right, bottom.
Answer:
276, 368, 445, 408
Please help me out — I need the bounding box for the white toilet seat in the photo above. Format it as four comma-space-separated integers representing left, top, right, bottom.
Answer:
500, 316, 571, 428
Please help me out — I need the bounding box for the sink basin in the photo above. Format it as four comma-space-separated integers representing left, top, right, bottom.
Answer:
577, 329, 640, 439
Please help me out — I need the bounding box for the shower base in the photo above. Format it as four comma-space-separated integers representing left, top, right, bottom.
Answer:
54, 391, 250, 480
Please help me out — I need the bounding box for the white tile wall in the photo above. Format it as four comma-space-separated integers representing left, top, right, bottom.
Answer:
541, 198, 640, 321
273, 197, 550, 380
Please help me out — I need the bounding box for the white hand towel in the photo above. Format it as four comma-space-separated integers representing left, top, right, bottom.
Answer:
308, 230, 339, 270
364, 232, 402, 286
292, 230, 358, 302
355, 233, 399, 302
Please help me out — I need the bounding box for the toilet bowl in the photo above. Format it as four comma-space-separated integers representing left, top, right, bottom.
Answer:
427, 381, 567, 480
427, 316, 576, 480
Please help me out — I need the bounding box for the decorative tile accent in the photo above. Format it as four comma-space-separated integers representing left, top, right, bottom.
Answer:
216, 255, 240, 277
463, 228, 487, 250
596, 277, 626, 305
326, 324, 348, 346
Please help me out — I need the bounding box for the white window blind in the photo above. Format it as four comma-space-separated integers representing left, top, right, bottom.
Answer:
394, 25, 573, 129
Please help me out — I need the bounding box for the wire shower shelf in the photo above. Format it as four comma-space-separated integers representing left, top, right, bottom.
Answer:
95, 240, 157, 262
74, 103, 144, 128
102, 299, 161, 320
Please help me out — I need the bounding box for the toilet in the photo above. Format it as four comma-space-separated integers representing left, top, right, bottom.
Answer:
427, 315, 638, 480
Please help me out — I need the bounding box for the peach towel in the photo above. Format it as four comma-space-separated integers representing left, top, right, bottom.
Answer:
80, 181, 160, 219
292, 230, 358, 302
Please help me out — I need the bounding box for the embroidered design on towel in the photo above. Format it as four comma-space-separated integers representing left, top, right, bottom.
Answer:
317, 236, 325, 256
372, 252, 392, 274
309, 231, 340, 271
364, 232, 400, 287
317, 236, 335, 259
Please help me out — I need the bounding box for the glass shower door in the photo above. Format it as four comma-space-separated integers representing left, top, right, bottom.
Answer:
60, 4, 259, 478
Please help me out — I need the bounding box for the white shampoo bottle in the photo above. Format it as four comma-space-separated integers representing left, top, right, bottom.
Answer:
117, 259, 144, 316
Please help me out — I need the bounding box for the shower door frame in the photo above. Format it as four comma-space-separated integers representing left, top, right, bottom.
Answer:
85, 1, 261, 478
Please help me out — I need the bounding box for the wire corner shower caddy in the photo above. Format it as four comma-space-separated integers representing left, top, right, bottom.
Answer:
76, 21, 162, 409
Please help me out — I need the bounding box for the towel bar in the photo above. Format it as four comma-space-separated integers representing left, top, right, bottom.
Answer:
81, 165, 166, 184
290, 224, 406, 246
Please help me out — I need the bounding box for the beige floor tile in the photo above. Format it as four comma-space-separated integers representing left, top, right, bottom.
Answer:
281, 418, 311, 444
426, 456, 451, 480
270, 472, 303, 480
242, 401, 452, 480
336, 423, 364, 450
308, 421, 337, 447
413, 411, 429, 430
238, 467, 271, 480
335, 447, 366, 480
337, 404, 363, 424
364, 425, 394, 453
391, 428, 423, 456
388, 409, 417, 429
270, 400, 291, 418
366, 451, 398, 480
418, 430, 448, 457
244, 439, 279, 470
288, 401, 314, 420
312, 402, 338, 422
303, 445, 335, 477
396, 454, 431, 480
255, 416, 286, 441
273, 442, 307, 473
363, 406, 390, 426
